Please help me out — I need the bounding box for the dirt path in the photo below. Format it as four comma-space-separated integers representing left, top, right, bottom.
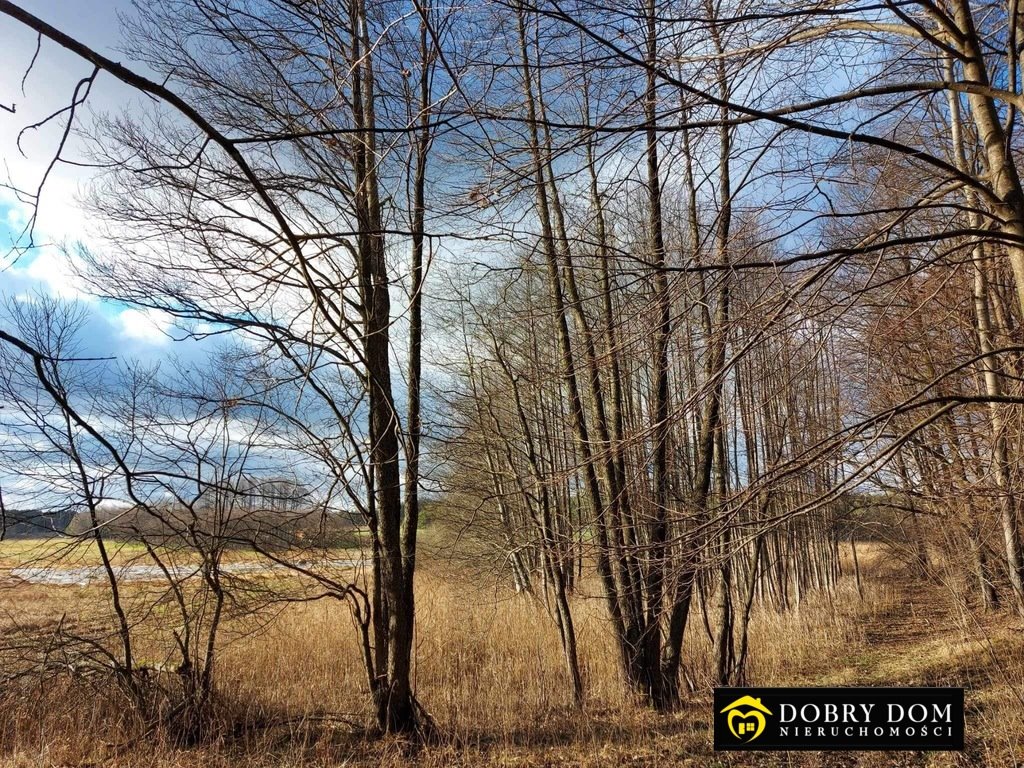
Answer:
802, 564, 1021, 766
845, 575, 965, 689
861, 581, 949, 652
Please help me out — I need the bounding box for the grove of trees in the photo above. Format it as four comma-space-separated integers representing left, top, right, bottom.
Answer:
2, 0, 1024, 745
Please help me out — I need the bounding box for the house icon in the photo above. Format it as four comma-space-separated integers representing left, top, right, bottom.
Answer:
720, 695, 773, 741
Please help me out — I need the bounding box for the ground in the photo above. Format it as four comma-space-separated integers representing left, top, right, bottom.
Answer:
0, 539, 1020, 767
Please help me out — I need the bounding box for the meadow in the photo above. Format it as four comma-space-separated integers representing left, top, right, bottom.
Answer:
0, 539, 1021, 767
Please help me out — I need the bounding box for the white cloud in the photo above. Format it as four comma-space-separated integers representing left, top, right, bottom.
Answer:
1, 6, 134, 295
15, 245, 92, 300
4, 199, 28, 230
117, 307, 173, 345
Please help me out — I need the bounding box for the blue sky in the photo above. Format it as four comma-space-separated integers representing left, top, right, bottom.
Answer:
0, 3, 375, 511
1, 0, 222, 366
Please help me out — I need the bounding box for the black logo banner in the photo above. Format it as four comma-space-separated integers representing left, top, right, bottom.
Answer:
713, 687, 964, 751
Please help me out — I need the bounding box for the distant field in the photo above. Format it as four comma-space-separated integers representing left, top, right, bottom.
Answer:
0, 535, 368, 570
0, 537, 152, 568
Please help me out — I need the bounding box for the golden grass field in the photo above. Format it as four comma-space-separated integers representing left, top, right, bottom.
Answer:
0, 540, 1021, 767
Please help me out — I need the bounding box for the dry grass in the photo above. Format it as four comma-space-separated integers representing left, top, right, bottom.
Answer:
0, 541, 1021, 767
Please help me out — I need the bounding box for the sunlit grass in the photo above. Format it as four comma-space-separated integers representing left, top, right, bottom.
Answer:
0, 536, 366, 570
0, 543, 1020, 766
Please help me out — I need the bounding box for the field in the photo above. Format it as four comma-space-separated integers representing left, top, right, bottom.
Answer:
0, 539, 1022, 767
